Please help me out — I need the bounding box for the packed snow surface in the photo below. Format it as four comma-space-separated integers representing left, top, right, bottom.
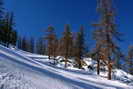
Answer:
0, 45, 133, 89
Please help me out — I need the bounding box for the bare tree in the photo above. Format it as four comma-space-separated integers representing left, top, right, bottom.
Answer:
92, 0, 122, 80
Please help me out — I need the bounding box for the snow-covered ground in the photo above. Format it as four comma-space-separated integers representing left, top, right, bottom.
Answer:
0, 45, 133, 89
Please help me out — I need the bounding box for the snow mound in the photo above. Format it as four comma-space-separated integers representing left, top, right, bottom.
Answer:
113, 69, 133, 84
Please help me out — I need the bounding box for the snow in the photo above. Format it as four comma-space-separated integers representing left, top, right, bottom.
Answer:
0, 45, 132, 89
112, 69, 133, 83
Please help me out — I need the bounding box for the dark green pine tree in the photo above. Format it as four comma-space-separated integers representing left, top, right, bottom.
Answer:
2, 12, 11, 47
74, 25, 85, 69
1, 12, 17, 47
29, 37, 35, 53
10, 30, 18, 46
9, 13, 18, 46
0, 0, 4, 43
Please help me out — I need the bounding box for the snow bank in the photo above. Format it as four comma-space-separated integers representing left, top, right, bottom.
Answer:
0, 45, 132, 89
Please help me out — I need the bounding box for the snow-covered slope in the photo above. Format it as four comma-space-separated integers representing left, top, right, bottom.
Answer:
0, 45, 133, 89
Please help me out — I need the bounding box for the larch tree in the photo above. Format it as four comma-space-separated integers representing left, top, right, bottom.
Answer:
52, 38, 58, 64
92, 0, 122, 80
57, 37, 64, 56
45, 25, 57, 60
92, 29, 103, 75
61, 24, 73, 68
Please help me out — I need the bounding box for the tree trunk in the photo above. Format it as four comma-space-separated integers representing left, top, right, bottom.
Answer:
108, 60, 112, 80
65, 56, 68, 68
97, 59, 100, 75
48, 54, 50, 60
78, 59, 82, 69
53, 55, 56, 65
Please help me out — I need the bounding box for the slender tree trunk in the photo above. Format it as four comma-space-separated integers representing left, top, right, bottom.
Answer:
65, 56, 68, 68
78, 57, 82, 69
65, 42, 69, 68
97, 59, 100, 75
48, 54, 50, 60
53, 55, 56, 65
108, 59, 112, 80
78, 60, 82, 69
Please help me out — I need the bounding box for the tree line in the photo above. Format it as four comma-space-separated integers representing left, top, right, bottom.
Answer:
17, 24, 87, 69
0, 1, 17, 47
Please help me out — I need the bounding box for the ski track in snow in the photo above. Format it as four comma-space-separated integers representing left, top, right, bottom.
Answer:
0, 45, 132, 89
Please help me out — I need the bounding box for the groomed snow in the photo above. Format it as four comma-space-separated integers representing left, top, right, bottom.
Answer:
0, 45, 133, 89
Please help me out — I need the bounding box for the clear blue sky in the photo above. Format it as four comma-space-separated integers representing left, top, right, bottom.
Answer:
4, 0, 133, 52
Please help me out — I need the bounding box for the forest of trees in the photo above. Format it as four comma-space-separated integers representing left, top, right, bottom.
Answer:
0, 1, 17, 47
0, 0, 133, 80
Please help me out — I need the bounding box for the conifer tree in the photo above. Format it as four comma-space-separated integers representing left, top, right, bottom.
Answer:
92, 0, 122, 80
45, 25, 56, 60
91, 31, 103, 75
0, 0, 4, 19
0, 0, 18, 47
61, 24, 73, 68
53, 38, 58, 64
1, 12, 17, 47
17, 36, 22, 49
74, 25, 85, 69
9, 13, 18, 46
21, 37, 28, 51
36, 38, 46, 55
10, 30, 18, 46
29, 37, 35, 53
113, 47, 123, 69
9, 13, 17, 46
2, 12, 11, 46
127, 45, 133, 75
0, 0, 4, 43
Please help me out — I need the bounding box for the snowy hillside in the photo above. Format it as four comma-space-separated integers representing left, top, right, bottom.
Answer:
0, 45, 133, 89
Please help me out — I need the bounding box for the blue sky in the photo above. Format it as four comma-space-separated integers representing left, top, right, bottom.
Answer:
4, 0, 133, 52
